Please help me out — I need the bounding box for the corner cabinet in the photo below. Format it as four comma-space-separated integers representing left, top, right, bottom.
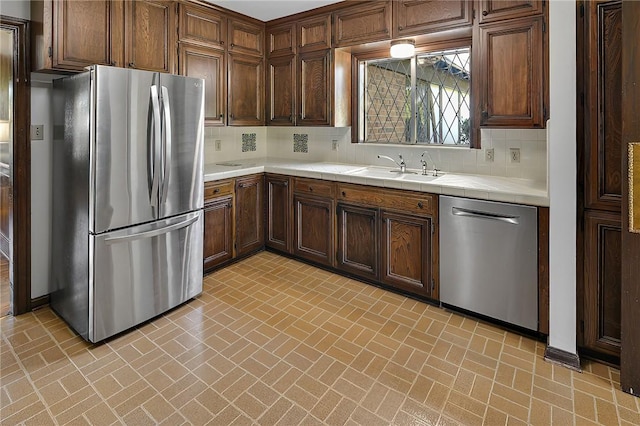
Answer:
265, 174, 292, 253
235, 175, 265, 257
476, 8, 547, 128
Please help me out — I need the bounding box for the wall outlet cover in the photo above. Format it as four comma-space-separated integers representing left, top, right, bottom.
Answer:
31, 125, 44, 140
215, 140, 222, 151
331, 140, 338, 151
510, 148, 521, 163
485, 148, 494, 162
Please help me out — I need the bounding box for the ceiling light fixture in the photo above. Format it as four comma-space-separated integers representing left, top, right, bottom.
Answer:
390, 39, 415, 59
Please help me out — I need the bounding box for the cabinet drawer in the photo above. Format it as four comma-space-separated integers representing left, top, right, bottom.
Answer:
294, 178, 335, 198
205, 179, 234, 200
337, 184, 435, 216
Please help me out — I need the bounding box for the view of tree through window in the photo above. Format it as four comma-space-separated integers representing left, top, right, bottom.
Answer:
358, 47, 471, 146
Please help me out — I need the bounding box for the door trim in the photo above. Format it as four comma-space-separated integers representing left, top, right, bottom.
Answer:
0, 16, 31, 315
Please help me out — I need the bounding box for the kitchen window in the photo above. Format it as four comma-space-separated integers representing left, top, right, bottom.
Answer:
357, 47, 471, 146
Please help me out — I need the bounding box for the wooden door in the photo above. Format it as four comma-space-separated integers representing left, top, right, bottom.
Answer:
53, 0, 114, 70
298, 49, 331, 126
583, 211, 622, 360
577, 0, 622, 364
380, 210, 432, 298
203, 196, 233, 271
265, 175, 292, 253
297, 14, 331, 53
179, 44, 225, 126
125, 0, 175, 73
178, 3, 225, 49
267, 22, 296, 57
293, 194, 335, 267
267, 55, 296, 125
228, 53, 264, 126
478, 16, 545, 127
235, 175, 264, 257
621, 0, 640, 396
228, 18, 264, 57
478, 0, 544, 24
336, 204, 379, 281
392, 0, 472, 38
333, 2, 392, 47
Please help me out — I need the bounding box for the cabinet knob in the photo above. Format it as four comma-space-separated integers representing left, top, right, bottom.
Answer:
219, 114, 224, 118
128, 62, 135, 68
309, 186, 313, 192
227, 203, 232, 208
341, 191, 346, 197
284, 181, 288, 187
230, 43, 235, 47
398, 26, 403, 30
482, 10, 488, 16
220, 41, 225, 45
110, 61, 116, 66
418, 202, 423, 209
230, 114, 234, 119
213, 188, 220, 194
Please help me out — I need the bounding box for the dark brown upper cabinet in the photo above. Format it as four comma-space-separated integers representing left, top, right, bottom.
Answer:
392, 0, 473, 38
478, 0, 545, 24
179, 44, 225, 126
228, 17, 264, 57
267, 55, 296, 126
333, 1, 392, 47
31, 0, 118, 72
297, 14, 332, 53
178, 2, 226, 50
228, 53, 264, 126
477, 16, 546, 127
267, 22, 296, 57
125, 0, 176, 73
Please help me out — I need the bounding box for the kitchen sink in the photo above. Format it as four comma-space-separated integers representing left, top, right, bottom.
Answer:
396, 173, 440, 182
346, 166, 418, 179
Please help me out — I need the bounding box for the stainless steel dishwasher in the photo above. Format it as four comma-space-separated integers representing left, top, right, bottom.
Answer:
439, 196, 538, 331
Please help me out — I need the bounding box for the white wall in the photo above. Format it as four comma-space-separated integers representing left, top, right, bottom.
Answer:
548, 0, 577, 355
1, 1, 30, 20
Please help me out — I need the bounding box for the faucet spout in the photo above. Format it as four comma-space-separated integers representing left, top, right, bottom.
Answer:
421, 151, 439, 176
377, 154, 406, 172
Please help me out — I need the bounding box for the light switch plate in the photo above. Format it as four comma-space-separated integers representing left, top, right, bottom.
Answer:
31, 125, 44, 140
215, 140, 221, 151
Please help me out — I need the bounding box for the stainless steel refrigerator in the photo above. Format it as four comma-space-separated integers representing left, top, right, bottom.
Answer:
51, 66, 205, 342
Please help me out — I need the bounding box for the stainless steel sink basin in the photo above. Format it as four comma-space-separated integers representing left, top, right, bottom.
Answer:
396, 173, 440, 182
346, 166, 417, 179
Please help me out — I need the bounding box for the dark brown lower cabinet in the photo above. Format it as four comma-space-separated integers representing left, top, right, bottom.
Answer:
582, 210, 622, 359
235, 174, 264, 257
336, 203, 379, 281
293, 194, 335, 267
380, 210, 433, 298
203, 196, 233, 271
265, 174, 292, 253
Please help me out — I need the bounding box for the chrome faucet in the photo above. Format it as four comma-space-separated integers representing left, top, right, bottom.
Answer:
421, 151, 440, 176
377, 154, 406, 173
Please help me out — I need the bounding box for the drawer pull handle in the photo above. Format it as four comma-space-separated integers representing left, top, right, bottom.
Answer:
482, 10, 488, 16
213, 188, 220, 194
418, 202, 423, 209
342, 191, 346, 197
309, 186, 313, 192
283, 181, 288, 187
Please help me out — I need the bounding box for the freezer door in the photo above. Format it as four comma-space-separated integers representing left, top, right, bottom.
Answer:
92, 66, 162, 233
90, 211, 203, 342
158, 73, 205, 219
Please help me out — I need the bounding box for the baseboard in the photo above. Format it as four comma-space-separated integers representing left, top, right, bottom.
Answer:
544, 345, 582, 372
31, 295, 50, 310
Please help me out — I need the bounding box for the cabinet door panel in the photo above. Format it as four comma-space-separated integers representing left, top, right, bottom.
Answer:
298, 15, 331, 52
393, 0, 473, 38
381, 211, 432, 297
265, 175, 292, 253
267, 56, 296, 125
583, 211, 621, 358
54, 0, 112, 69
337, 204, 378, 280
267, 23, 296, 57
585, 2, 622, 211
228, 54, 264, 126
298, 50, 331, 126
204, 196, 233, 271
236, 175, 264, 256
334, 2, 392, 47
293, 194, 335, 267
126, 0, 175, 73
479, 0, 544, 23
479, 16, 545, 127
178, 3, 225, 49
179, 44, 225, 126
228, 19, 264, 57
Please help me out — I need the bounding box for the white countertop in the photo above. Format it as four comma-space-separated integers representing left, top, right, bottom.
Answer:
204, 158, 549, 207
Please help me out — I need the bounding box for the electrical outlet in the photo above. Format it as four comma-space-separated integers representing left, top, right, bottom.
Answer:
485, 148, 494, 162
331, 140, 338, 151
215, 140, 221, 151
509, 148, 520, 163
31, 125, 44, 140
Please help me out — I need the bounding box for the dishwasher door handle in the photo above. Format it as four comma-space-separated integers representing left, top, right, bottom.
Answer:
451, 206, 520, 225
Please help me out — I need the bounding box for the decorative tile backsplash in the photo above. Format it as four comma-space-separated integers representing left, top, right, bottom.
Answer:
241, 133, 257, 152
293, 134, 309, 153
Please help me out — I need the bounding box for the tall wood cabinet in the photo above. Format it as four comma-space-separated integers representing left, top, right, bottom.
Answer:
577, 0, 623, 364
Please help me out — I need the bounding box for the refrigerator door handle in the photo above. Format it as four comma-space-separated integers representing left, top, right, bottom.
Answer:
161, 86, 172, 206
149, 85, 162, 209
104, 213, 199, 245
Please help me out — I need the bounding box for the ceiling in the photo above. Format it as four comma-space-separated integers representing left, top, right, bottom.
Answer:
206, 0, 343, 22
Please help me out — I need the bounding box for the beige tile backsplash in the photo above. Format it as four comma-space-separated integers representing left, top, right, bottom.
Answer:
205, 126, 547, 182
